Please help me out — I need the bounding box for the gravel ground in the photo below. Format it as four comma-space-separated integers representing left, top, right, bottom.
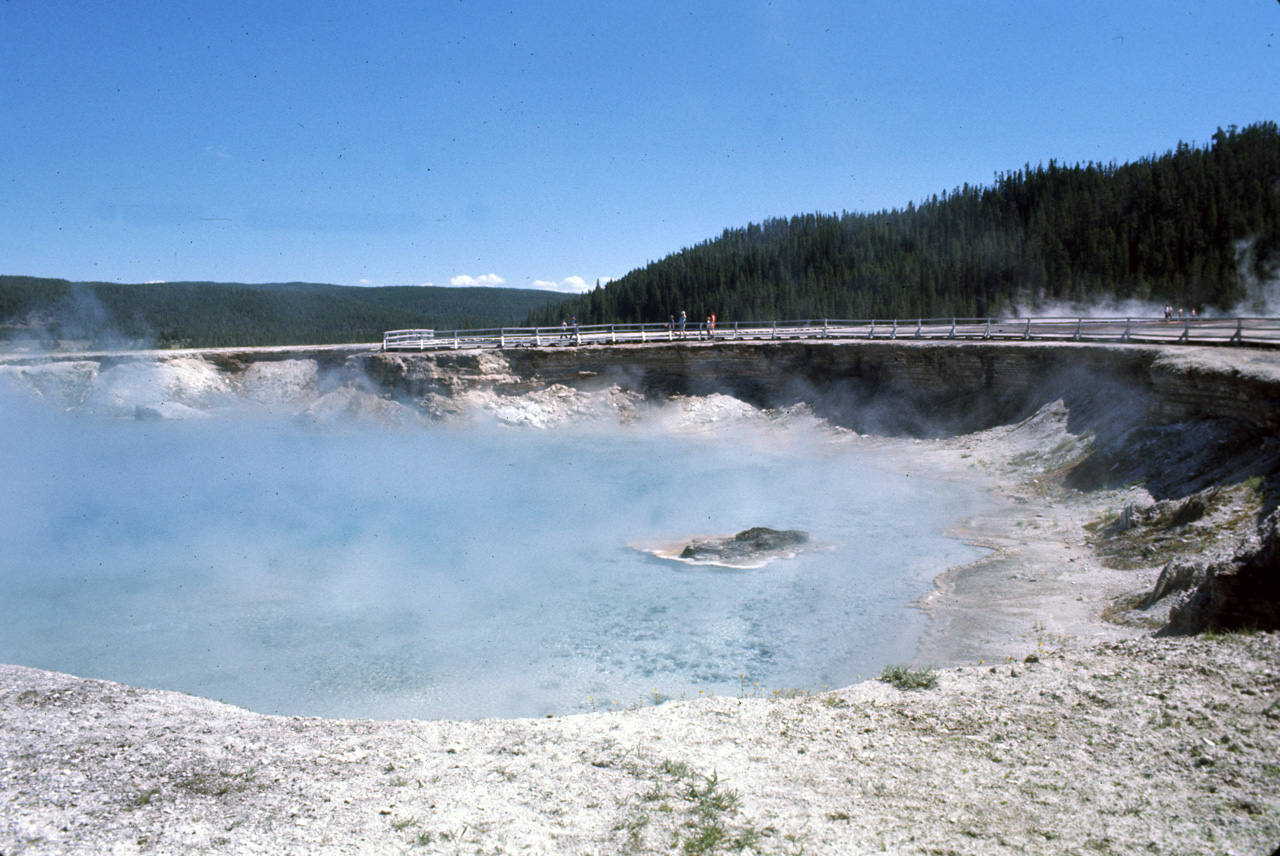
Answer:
2, 406, 1279, 855
3, 635, 1277, 855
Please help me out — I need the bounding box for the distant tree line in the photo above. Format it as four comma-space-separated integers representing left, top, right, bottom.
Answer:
0, 278, 572, 348
530, 122, 1280, 326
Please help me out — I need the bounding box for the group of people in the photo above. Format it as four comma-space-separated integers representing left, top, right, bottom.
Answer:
1162, 306, 1196, 321
555, 310, 720, 343
666, 310, 716, 339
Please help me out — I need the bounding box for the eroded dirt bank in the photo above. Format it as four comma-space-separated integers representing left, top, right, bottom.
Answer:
356, 339, 1280, 440
1, 341, 1279, 854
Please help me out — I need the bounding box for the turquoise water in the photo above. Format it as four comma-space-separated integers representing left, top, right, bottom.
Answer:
0, 397, 986, 719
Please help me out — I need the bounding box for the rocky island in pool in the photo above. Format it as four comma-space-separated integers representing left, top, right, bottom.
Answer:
632, 527, 816, 569
679, 527, 811, 565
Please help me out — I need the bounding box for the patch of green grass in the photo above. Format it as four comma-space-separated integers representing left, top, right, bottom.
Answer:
173, 768, 258, 798
617, 758, 770, 854
659, 759, 693, 779
1201, 624, 1260, 641
686, 770, 740, 818
1049, 438, 1080, 457
127, 787, 161, 810
878, 664, 938, 690
680, 772, 749, 855
1008, 450, 1040, 468
1083, 509, 1119, 533
615, 808, 652, 850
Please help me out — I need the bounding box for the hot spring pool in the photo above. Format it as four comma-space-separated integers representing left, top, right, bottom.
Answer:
0, 396, 988, 719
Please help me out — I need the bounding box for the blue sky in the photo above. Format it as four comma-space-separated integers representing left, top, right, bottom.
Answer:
2, 1, 1276, 292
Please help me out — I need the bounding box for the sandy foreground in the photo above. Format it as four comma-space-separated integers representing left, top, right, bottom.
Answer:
2, 415, 1279, 855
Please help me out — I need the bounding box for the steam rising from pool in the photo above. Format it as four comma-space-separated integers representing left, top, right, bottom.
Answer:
0, 381, 986, 720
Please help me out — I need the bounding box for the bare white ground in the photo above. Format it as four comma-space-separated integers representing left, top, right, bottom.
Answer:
2, 634, 1277, 855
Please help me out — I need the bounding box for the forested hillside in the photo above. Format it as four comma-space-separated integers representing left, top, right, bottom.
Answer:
0, 278, 571, 348
7, 123, 1276, 347
533, 122, 1280, 325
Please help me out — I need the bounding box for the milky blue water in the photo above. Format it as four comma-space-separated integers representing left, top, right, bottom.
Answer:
0, 396, 987, 720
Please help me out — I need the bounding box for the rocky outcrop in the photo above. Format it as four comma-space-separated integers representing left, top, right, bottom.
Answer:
359, 341, 1122, 436
678, 528, 810, 565
1156, 507, 1280, 634
354, 342, 1280, 504
1146, 349, 1280, 432
353, 341, 1280, 440
9, 341, 1279, 443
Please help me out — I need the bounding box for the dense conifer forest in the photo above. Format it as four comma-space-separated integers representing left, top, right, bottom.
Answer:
0, 278, 571, 348
532, 122, 1280, 326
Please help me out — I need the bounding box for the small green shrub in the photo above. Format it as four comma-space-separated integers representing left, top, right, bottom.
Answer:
879, 664, 938, 690
1201, 624, 1259, 641
624, 760, 763, 854
658, 759, 693, 779
128, 787, 161, 809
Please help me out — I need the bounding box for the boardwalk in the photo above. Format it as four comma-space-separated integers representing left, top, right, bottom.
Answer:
383, 316, 1280, 352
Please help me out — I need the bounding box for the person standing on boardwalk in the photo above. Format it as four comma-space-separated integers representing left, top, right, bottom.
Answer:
678, 311, 687, 338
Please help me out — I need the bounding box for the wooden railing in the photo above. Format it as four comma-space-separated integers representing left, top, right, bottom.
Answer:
383, 316, 1280, 352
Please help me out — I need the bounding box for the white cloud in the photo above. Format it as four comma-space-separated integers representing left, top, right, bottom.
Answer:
449, 273, 506, 287
531, 276, 600, 294
439, 273, 610, 293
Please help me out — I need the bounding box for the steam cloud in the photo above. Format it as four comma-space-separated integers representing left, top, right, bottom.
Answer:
0, 369, 986, 719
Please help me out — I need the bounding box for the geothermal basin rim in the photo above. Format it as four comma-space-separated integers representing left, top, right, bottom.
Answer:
2, 337, 1279, 854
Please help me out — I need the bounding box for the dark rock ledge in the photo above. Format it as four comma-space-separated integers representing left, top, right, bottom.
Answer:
678, 527, 810, 565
